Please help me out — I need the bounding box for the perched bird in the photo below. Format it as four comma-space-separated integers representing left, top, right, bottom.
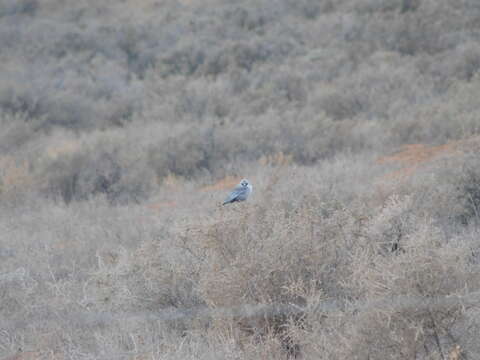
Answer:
223, 179, 252, 205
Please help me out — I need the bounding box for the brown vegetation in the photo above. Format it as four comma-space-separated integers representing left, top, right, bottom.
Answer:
377, 141, 462, 181
2, 0, 480, 359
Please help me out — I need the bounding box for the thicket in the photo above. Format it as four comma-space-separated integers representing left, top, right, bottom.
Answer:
2, 0, 480, 358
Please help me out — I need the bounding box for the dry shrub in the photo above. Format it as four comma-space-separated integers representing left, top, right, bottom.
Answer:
450, 154, 480, 226
344, 222, 475, 359
391, 75, 480, 144
43, 143, 156, 204
3, 0, 480, 358
404, 141, 480, 228
287, 204, 479, 359
258, 152, 293, 167
0, 0, 38, 17
186, 196, 363, 350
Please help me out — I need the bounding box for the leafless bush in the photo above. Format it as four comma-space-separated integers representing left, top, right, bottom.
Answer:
43, 142, 155, 204
2, 0, 480, 358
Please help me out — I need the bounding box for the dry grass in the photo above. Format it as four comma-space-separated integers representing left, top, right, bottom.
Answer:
0, 156, 33, 195
2, 0, 480, 359
3, 148, 480, 358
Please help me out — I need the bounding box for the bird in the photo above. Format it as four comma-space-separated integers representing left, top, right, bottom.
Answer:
222, 179, 252, 205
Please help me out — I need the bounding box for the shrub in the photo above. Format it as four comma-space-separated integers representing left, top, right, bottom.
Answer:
0, 0, 38, 17
43, 144, 155, 204
3, 0, 480, 358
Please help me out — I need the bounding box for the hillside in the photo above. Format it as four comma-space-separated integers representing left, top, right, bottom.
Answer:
2, 0, 480, 359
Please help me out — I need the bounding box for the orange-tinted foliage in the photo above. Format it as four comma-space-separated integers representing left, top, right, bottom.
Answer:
377, 141, 462, 181
200, 176, 241, 192
146, 201, 177, 211
0, 156, 33, 193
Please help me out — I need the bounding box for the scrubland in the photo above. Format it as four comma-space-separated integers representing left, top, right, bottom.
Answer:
2, 0, 480, 359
